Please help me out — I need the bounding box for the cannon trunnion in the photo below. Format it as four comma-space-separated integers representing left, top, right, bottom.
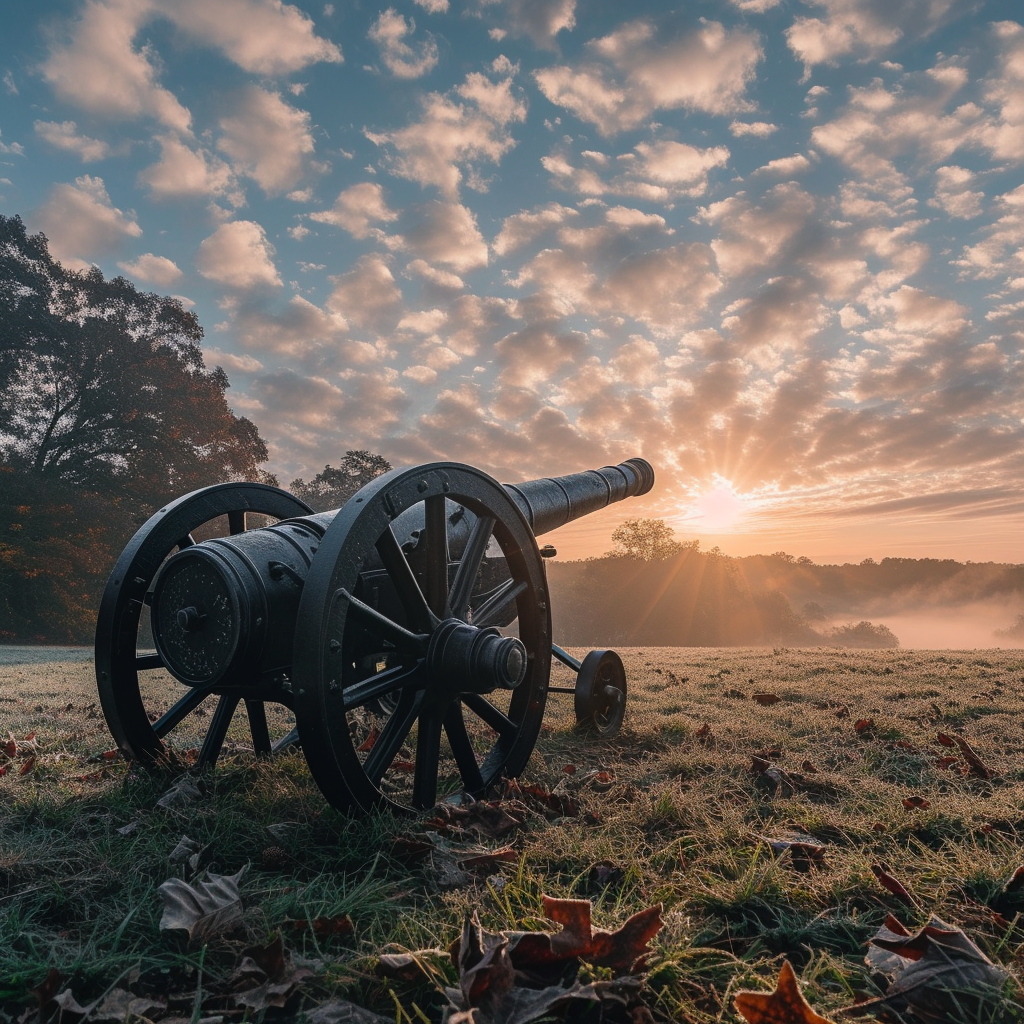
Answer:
95, 458, 653, 813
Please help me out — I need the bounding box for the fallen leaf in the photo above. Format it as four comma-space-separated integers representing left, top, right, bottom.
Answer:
228, 934, 315, 1012
933, 756, 960, 770
169, 835, 200, 864
854, 718, 874, 734
562, 764, 577, 774
871, 863, 916, 906
156, 774, 206, 810
355, 726, 379, 752
849, 914, 1009, 1024
304, 999, 392, 1024
1001, 865, 1024, 896
4, 735, 18, 758
695, 723, 713, 741
158, 866, 247, 943
588, 861, 624, 888
753, 692, 782, 705
936, 732, 956, 747
762, 834, 829, 872
390, 836, 433, 864
801, 760, 819, 773
18, 755, 36, 775
953, 736, 994, 779
376, 948, 449, 982
458, 847, 520, 873
734, 961, 838, 1024
902, 796, 931, 810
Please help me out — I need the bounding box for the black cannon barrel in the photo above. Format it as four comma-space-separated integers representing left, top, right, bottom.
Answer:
504, 458, 655, 538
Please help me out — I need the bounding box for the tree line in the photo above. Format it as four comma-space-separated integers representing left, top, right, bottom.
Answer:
0, 215, 392, 641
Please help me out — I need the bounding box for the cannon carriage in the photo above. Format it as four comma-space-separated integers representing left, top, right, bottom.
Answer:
94, 458, 654, 814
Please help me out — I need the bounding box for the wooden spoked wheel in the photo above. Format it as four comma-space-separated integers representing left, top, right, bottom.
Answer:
292, 463, 551, 813
95, 483, 311, 768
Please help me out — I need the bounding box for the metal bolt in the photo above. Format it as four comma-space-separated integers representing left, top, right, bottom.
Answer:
417, 479, 428, 492
329, 639, 341, 652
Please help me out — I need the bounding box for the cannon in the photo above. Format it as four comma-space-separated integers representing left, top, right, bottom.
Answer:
95, 458, 654, 813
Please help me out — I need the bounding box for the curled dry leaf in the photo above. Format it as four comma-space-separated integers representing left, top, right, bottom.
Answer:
158, 865, 247, 943
304, 999, 392, 1024
854, 718, 874, 734
18, 755, 35, 775
734, 960, 839, 1024
936, 732, 956, 747
848, 914, 1009, 1024
1001, 865, 1024, 896
458, 847, 519, 874
282, 914, 354, 938
752, 692, 782, 706
156, 774, 205, 810
801, 759, 818, 773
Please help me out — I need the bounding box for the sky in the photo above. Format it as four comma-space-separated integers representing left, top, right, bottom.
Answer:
1, 0, 1022, 564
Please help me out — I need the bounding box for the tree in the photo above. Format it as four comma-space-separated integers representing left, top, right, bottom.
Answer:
290, 450, 392, 511
0, 214, 274, 502
609, 518, 686, 561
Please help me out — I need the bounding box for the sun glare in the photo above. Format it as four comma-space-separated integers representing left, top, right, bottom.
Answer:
687, 479, 748, 533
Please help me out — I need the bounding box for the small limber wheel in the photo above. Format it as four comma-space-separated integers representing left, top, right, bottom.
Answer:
574, 649, 627, 738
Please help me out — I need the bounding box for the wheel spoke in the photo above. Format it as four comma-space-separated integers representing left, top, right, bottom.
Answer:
176, 533, 196, 550
472, 579, 527, 628
135, 652, 163, 671
152, 686, 213, 738
449, 516, 495, 620
463, 693, 516, 736
376, 525, 436, 632
444, 703, 484, 794
228, 510, 246, 535
197, 693, 240, 768
363, 689, 422, 785
413, 703, 444, 809
340, 661, 424, 711
245, 699, 271, 755
335, 588, 430, 654
423, 495, 451, 618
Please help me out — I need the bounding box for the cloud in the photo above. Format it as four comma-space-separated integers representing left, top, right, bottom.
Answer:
493, 203, 577, 255
217, 87, 317, 195
954, 183, 1024, 282
202, 347, 264, 374
534, 18, 762, 134
35, 175, 142, 267
473, 0, 576, 48
729, 120, 778, 137
117, 252, 183, 285
399, 201, 488, 273
196, 220, 282, 288
41, 0, 192, 131
543, 139, 730, 200
326, 254, 404, 330
786, 0, 967, 71
366, 65, 526, 195
977, 21, 1024, 162
155, 0, 342, 75
34, 120, 112, 161
138, 136, 239, 202
310, 182, 398, 238
369, 9, 439, 78
414, 0, 449, 11
929, 165, 984, 219
752, 153, 812, 176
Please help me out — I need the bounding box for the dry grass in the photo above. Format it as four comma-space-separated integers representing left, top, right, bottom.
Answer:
3, 647, 1024, 1022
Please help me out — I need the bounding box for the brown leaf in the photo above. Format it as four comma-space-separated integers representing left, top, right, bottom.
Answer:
936, 732, 956, 747
304, 999, 392, 1023
953, 736, 994, 779
32, 968, 64, 1008
849, 915, 1009, 1024
390, 836, 434, 864
753, 692, 782, 705
871, 863, 915, 905
933, 756, 960, 770
763, 835, 829, 872
835, 705, 850, 718
562, 763, 577, 774
1001, 865, 1024, 896
458, 847, 520, 873
902, 796, 931, 810
734, 961, 839, 1024
18, 755, 36, 775
355, 726, 379, 752
694, 724, 712, 740
854, 718, 874, 734
801, 759, 819, 773
376, 948, 448, 982
158, 865, 246, 943
4, 734, 18, 758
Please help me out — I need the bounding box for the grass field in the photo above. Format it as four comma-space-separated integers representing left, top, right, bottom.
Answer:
3, 647, 1024, 1023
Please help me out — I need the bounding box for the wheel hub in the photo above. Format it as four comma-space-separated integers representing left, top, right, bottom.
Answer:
426, 618, 527, 694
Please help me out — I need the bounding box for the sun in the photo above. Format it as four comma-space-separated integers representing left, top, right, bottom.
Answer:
687, 479, 748, 533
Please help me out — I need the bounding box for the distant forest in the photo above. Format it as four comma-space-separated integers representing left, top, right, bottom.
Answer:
548, 543, 1024, 649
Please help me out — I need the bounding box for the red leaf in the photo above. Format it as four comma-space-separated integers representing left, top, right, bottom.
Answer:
356, 726, 379, 752
19, 755, 36, 775
457, 847, 519, 873
854, 718, 874, 734
562, 764, 577, 774
936, 732, 956, 747
753, 692, 782, 706
393, 760, 416, 772
801, 759, 818, 773
954, 736, 994, 779
3, 737, 16, 758
695, 723, 713, 740
871, 863, 915, 905
933, 756, 960, 770
902, 795, 930, 810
